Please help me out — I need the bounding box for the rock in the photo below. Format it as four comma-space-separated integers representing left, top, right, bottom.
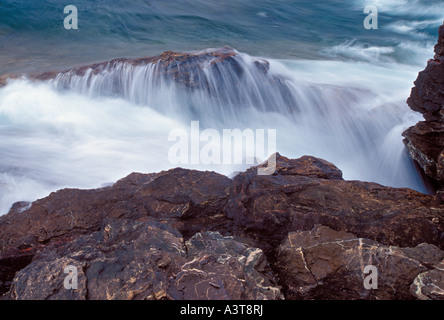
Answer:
1, 154, 444, 299
52, 47, 249, 91
7, 219, 188, 300
0, 252, 34, 297
225, 153, 444, 254
434, 23, 444, 63
174, 231, 282, 300
403, 121, 444, 182
275, 225, 444, 300
0, 168, 232, 297
0, 47, 270, 92
6, 220, 281, 300
258, 153, 343, 179
0, 168, 232, 255
403, 22, 444, 187
411, 259, 444, 300
406, 23, 444, 122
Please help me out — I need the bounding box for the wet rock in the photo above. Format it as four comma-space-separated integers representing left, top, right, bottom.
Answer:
0, 253, 34, 296
6, 220, 281, 300
276, 225, 444, 300
0, 168, 231, 255
7, 220, 187, 300
406, 23, 444, 122
1, 154, 444, 299
0, 47, 270, 92
225, 153, 444, 253
174, 232, 282, 300
403, 121, 444, 182
411, 259, 444, 300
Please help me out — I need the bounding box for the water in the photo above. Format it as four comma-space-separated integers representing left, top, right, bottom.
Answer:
0, 0, 443, 214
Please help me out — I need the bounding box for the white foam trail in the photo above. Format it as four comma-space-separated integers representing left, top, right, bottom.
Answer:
354, 0, 444, 18
0, 79, 186, 214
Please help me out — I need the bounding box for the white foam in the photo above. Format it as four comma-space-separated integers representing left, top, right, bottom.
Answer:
0, 52, 429, 215
322, 40, 396, 64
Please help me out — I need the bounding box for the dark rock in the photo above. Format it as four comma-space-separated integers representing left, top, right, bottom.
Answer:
174, 231, 282, 300
0, 253, 34, 296
225, 154, 444, 254
406, 23, 444, 122
0, 168, 231, 254
6, 220, 281, 300
0, 47, 270, 92
404, 22, 444, 187
257, 153, 343, 179
7, 219, 188, 300
275, 225, 444, 300
434, 23, 444, 62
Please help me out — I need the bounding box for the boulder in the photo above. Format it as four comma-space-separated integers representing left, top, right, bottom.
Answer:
1, 154, 444, 299
0, 168, 232, 255
6, 220, 281, 300
225, 153, 444, 254
411, 259, 444, 300
174, 231, 282, 300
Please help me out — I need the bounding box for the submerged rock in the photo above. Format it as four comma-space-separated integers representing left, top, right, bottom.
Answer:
0, 153, 444, 300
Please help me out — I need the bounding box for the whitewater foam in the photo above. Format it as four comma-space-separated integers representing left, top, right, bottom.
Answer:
0, 50, 429, 215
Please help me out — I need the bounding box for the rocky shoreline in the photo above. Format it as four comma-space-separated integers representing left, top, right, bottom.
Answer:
1, 23, 444, 301
1, 153, 443, 300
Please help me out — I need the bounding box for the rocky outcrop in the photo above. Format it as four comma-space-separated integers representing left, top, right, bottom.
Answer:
52, 46, 266, 91
276, 225, 444, 300
226, 154, 444, 252
1, 154, 444, 300
403, 122, 444, 184
403, 22, 444, 188
0, 47, 270, 91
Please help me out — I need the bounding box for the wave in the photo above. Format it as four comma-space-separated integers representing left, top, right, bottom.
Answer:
0, 49, 427, 214
354, 0, 444, 18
